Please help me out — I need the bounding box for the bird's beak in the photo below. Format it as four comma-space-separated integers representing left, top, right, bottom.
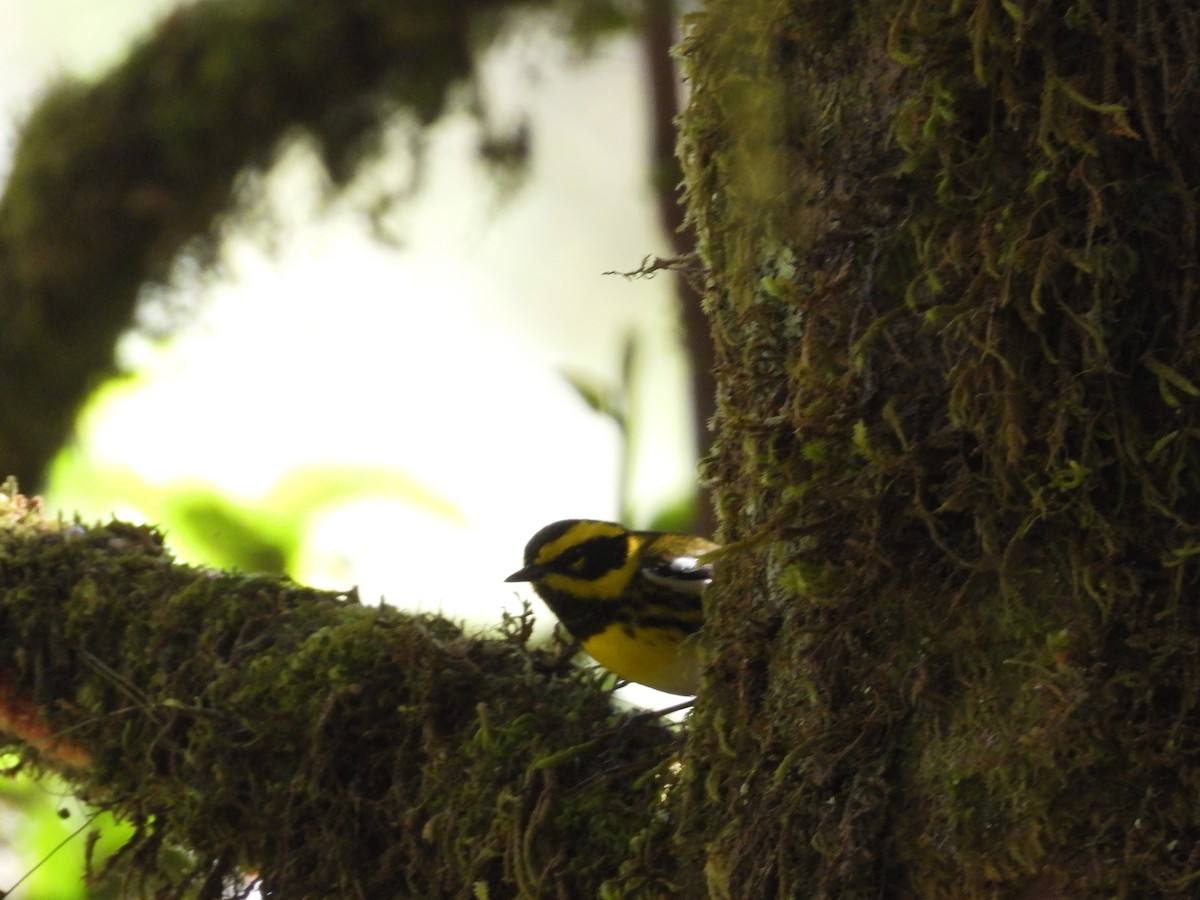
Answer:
505, 564, 540, 583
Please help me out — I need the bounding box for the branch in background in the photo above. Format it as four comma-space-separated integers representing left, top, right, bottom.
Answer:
641, 0, 718, 538
0, 0, 534, 490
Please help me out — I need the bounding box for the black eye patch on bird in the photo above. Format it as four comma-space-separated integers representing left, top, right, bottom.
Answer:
549, 535, 628, 580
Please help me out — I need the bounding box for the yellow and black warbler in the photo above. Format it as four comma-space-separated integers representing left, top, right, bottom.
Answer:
506, 519, 717, 696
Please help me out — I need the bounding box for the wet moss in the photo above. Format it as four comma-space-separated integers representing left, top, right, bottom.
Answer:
669, 0, 1200, 896
0, 485, 680, 897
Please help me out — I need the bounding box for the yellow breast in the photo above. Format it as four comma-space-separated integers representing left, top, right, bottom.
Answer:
581, 622, 699, 696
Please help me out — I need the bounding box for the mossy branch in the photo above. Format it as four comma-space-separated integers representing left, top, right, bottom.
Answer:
0, 0, 536, 490
0, 486, 680, 897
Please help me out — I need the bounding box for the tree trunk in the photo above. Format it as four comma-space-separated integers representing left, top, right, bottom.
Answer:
5, 1, 1200, 897
674, 1, 1200, 896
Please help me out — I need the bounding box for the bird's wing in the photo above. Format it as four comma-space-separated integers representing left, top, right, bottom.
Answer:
641, 554, 714, 596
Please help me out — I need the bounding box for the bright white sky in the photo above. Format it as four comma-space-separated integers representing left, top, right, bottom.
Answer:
0, 2, 693, 697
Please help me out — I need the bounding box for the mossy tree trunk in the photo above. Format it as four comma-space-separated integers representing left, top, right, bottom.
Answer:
5, 0, 1200, 897
674, 1, 1200, 896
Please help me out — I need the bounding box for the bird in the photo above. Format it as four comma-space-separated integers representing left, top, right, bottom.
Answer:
505, 519, 716, 696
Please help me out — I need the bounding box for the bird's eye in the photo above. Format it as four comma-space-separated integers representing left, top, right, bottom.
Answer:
557, 546, 588, 572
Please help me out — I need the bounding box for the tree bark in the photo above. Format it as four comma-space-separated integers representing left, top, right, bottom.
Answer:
642, 0, 720, 536
674, 1, 1200, 896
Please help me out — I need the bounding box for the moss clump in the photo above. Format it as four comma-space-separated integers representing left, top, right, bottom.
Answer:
0, 484, 680, 897
672, 0, 1200, 896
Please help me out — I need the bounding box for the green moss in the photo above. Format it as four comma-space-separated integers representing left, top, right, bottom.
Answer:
0, 484, 681, 896
669, 0, 1200, 895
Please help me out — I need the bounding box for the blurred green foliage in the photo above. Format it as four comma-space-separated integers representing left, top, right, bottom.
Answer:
0, 763, 131, 899
45, 453, 463, 575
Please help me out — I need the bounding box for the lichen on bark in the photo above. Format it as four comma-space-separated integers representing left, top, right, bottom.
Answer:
672, 1, 1200, 896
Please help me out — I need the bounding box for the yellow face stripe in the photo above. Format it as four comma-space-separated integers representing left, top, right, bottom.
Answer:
532, 520, 627, 564
535, 522, 644, 599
